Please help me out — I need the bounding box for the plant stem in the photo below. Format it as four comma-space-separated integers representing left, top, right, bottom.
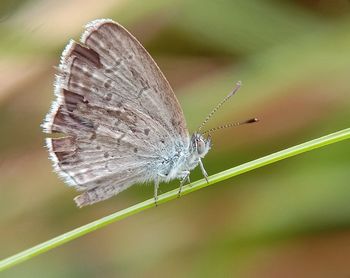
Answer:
1, 127, 349, 272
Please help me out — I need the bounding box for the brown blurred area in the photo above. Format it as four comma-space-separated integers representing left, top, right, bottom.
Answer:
0, 0, 350, 277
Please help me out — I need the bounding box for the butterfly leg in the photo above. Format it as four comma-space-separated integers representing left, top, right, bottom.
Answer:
199, 158, 209, 183
178, 171, 190, 198
154, 177, 160, 206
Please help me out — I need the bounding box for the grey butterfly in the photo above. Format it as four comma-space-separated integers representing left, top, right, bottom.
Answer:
42, 19, 255, 207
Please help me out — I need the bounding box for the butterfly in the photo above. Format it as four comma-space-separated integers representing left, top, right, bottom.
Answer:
42, 19, 256, 207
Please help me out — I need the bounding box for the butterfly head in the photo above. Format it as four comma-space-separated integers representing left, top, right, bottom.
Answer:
191, 133, 211, 158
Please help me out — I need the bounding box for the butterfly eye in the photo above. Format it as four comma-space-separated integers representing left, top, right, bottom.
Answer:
196, 139, 206, 155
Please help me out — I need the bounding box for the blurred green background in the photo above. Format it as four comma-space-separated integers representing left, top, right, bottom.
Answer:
1, 0, 350, 277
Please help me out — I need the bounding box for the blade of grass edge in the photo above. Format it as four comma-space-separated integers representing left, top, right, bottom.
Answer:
1, 127, 349, 271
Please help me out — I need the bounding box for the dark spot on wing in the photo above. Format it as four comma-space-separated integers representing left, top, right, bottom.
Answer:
96, 179, 103, 185
52, 105, 94, 133
51, 137, 76, 152
71, 43, 102, 68
130, 68, 138, 78
144, 128, 150, 135
103, 92, 112, 101
104, 79, 113, 89
63, 90, 85, 112
105, 68, 113, 74
55, 151, 76, 165
90, 132, 97, 140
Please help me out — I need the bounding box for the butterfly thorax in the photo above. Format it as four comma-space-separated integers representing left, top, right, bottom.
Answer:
157, 133, 211, 182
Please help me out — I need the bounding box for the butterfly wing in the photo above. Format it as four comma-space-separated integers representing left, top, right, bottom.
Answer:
42, 19, 189, 206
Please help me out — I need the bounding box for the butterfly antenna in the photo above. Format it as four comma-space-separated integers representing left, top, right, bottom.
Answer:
197, 81, 242, 132
202, 118, 259, 135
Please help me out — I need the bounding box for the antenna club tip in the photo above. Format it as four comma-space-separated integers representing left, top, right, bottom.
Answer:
236, 80, 242, 86
246, 118, 259, 123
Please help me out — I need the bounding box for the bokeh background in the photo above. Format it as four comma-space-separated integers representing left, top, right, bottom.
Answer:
1, 0, 350, 277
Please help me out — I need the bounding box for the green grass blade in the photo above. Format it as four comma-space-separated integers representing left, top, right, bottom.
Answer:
1, 127, 349, 272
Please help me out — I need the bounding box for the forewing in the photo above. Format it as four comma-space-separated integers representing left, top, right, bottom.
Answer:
81, 19, 188, 140
42, 19, 189, 206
